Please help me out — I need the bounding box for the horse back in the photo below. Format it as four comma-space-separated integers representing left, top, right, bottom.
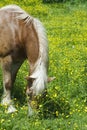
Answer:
0, 5, 39, 65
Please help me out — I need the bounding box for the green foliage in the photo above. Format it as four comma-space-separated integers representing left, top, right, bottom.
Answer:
0, 0, 87, 130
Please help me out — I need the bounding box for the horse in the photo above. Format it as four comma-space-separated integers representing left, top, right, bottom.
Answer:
0, 5, 55, 116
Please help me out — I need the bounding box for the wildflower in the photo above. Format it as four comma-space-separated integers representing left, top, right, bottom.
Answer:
35, 120, 41, 126
39, 104, 42, 108
69, 111, 73, 115
55, 111, 59, 116
14, 98, 17, 101
74, 123, 78, 129
84, 107, 87, 112
85, 125, 87, 128
66, 115, 69, 118
76, 104, 79, 107
8, 120, 11, 122
11, 113, 14, 118
1, 119, 5, 123
68, 122, 71, 125
78, 109, 80, 112
53, 93, 57, 98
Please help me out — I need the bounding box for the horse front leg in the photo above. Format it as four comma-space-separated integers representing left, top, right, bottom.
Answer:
26, 89, 38, 116
1, 56, 16, 113
26, 78, 38, 116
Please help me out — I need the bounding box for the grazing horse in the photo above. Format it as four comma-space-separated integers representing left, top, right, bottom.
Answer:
0, 5, 54, 115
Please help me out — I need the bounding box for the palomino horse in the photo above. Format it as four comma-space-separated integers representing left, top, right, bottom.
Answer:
0, 5, 54, 116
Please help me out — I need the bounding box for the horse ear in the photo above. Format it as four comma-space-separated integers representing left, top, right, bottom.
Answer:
47, 77, 56, 83
25, 76, 35, 81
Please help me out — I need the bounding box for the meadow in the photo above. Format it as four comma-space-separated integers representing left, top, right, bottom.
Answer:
0, 0, 87, 130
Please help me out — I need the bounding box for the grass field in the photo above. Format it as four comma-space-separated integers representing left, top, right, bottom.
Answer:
0, 0, 87, 130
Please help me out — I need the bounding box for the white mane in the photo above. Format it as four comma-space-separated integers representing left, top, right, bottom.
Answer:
0, 5, 33, 25
30, 18, 48, 95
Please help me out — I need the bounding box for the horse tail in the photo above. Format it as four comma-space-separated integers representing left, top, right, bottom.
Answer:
29, 18, 48, 95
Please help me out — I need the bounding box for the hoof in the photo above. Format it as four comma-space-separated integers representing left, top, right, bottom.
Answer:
1, 98, 11, 106
28, 103, 34, 117
7, 105, 17, 113
28, 106, 34, 117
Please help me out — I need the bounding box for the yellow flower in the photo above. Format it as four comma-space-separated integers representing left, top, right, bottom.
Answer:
1, 119, 5, 123
55, 111, 59, 116
53, 93, 57, 98
39, 104, 42, 108
11, 113, 14, 118
84, 107, 87, 112
66, 115, 69, 118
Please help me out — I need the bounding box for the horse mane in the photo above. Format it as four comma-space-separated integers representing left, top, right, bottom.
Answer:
29, 18, 48, 95
0, 5, 33, 25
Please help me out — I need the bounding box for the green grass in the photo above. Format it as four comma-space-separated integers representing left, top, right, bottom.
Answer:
0, 0, 87, 130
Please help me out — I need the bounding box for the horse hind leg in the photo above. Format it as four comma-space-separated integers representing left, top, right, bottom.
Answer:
1, 56, 16, 113
1, 56, 12, 104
